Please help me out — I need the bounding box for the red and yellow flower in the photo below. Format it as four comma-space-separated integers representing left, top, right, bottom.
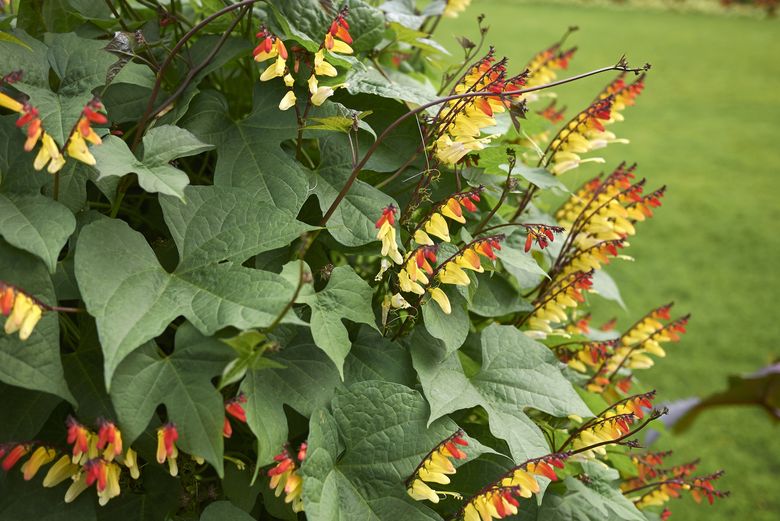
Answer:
156, 423, 179, 476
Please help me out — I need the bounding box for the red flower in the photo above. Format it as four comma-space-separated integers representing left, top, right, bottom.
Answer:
225, 394, 248, 423
375, 204, 397, 228
1, 444, 29, 471
83, 458, 108, 491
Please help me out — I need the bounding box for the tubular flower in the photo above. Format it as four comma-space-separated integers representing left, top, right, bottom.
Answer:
121, 448, 140, 480
443, 0, 471, 18
156, 423, 179, 476
434, 51, 527, 165
97, 419, 123, 460
66, 416, 91, 463
268, 443, 307, 513
376, 205, 403, 265
278, 89, 297, 111
523, 224, 564, 253
407, 430, 469, 503
20, 446, 56, 480
253, 26, 289, 63
525, 271, 593, 335
83, 458, 108, 492
1, 281, 45, 341
323, 7, 353, 54
458, 453, 567, 520
1, 444, 30, 471
223, 394, 248, 438
97, 462, 122, 506
43, 455, 79, 487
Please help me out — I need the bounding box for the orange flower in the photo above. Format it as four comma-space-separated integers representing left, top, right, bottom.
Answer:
1, 444, 30, 471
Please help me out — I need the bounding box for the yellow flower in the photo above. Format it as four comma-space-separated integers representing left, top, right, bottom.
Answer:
438, 264, 470, 286
278, 90, 297, 111
64, 472, 89, 503
33, 133, 66, 173
4, 292, 44, 341
66, 132, 96, 166
0, 92, 23, 112
20, 446, 56, 480
414, 229, 434, 246
310, 86, 335, 106
260, 56, 287, 81
283, 73, 295, 88
308, 74, 319, 94
314, 50, 338, 77
122, 448, 140, 479
424, 213, 450, 242
407, 431, 468, 503
428, 287, 451, 314
43, 455, 79, 487
377, 221, 403, 265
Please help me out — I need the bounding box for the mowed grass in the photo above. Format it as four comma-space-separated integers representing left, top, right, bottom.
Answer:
440, 2, 780, 519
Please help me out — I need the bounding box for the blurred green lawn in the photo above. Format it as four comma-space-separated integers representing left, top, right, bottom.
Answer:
440, 1, 780, 519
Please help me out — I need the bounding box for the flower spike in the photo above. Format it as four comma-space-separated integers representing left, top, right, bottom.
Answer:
407, 430, 469, 503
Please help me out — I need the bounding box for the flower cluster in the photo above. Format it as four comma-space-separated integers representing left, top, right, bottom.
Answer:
523, 224, 564, 252
1, 281, 45, 341
457, 453, 568, 520
554, 339, 619, 374
0, 417, 140, 506
255, 6, 352, 111
543, 74, 644, 176
223, 393, 248, 438
524, 271, 593, 334
587, 304, 690, 392
268, 442, 307, 513
565, 392, 656, 457
413, 189, 482, 245
621, 451, 728, 516
0, 79, 107, 173
407, 430, 469, 503
434, 51, 527, 164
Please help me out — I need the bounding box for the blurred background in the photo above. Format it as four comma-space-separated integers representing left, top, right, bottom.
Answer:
440, 1, 779, 519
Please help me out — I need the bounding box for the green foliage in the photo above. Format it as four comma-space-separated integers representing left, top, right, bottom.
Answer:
0, 1, 727, 520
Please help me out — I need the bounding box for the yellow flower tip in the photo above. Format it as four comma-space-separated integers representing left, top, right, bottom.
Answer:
428, 287, 451, 315
279, 90, 297, 111
308, 74, 319, 95
314, 50, 338, 77
438, 264, 470, 286
283, 73, 295, 88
